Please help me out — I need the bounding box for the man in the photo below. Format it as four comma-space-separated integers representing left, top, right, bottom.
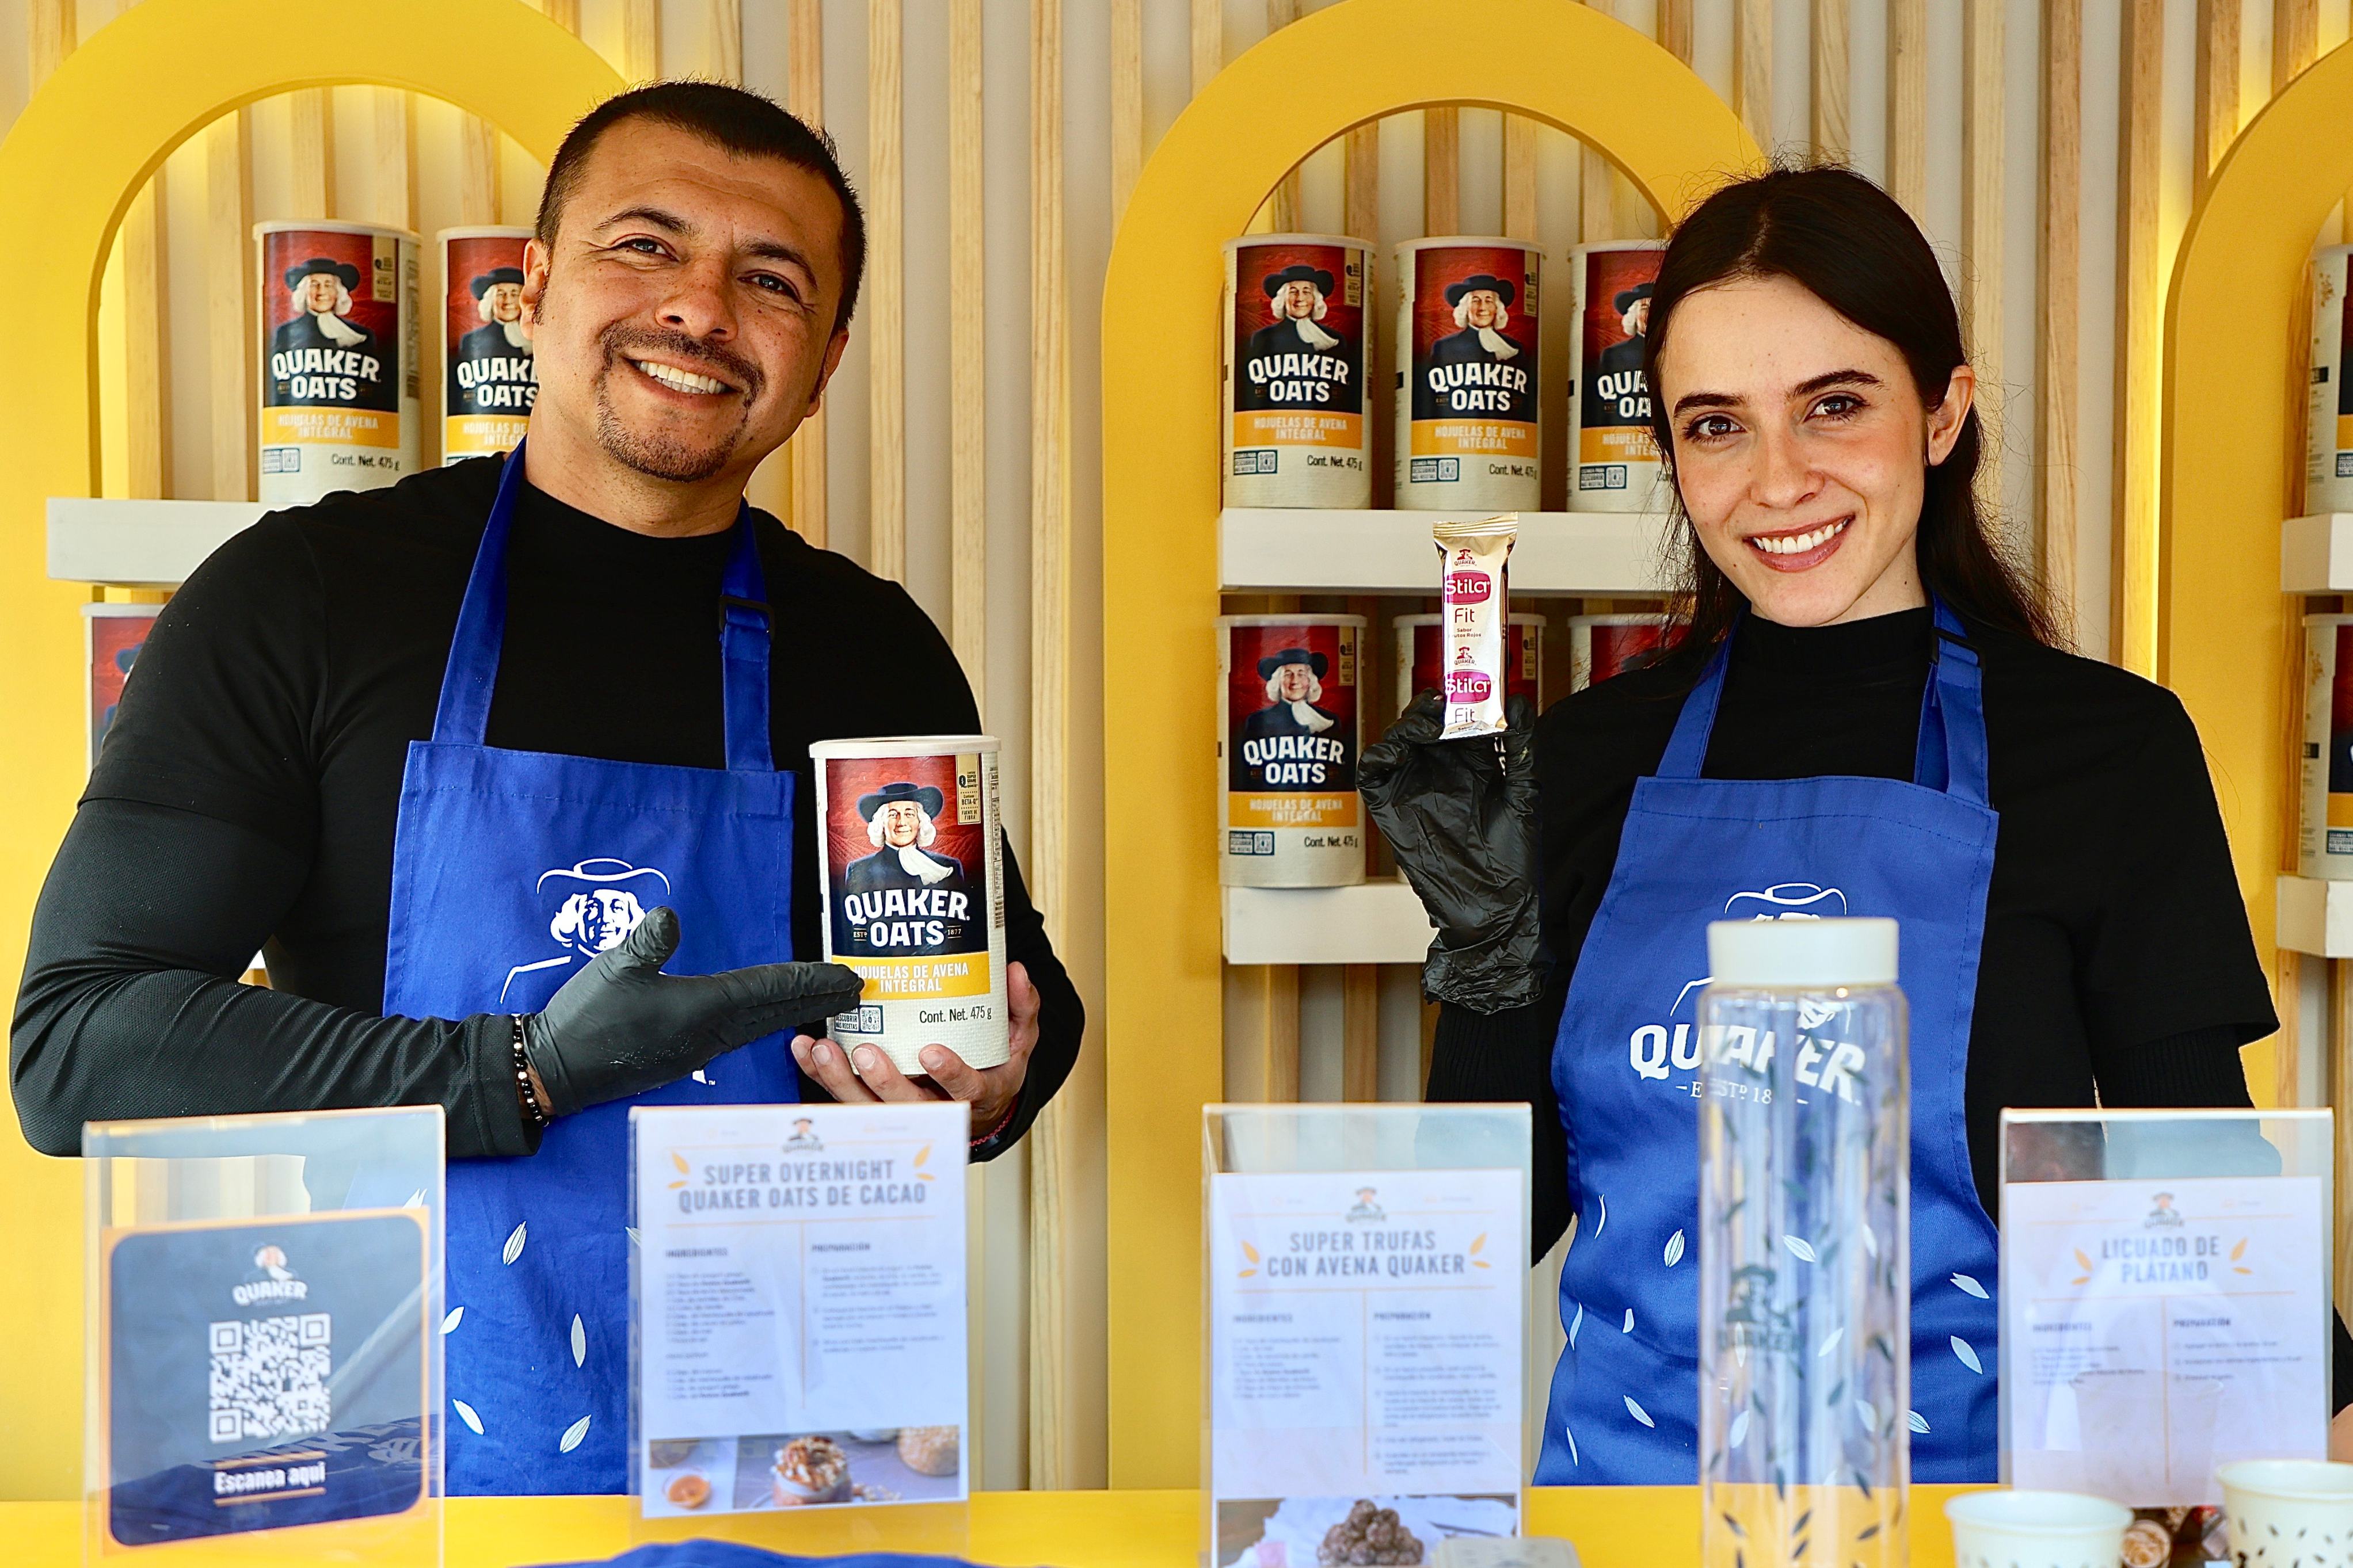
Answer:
1430, 273, 1525, 367
1243, 647, 1340, 743
1595, 280, 1650, 381
845, 781, 968, 895
272, 257, 378, 360
460, 265, 534, 364
13, 82, 1082, 1496
1244, 262, 1343, 363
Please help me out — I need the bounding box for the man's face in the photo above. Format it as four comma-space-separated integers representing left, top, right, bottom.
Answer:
879, 800, 922, 849
581, 889, 639, 951
524, 120, 851, 488
486, 281, 526, 323
1627, 297, 1650, 336
1278, 280, 1316, 320
302, 273, 340, 314
1276, 663, 1312, 700
1463, 288, 1501, 329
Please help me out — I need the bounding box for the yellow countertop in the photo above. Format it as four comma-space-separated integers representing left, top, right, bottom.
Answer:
6, 1486, 1987, 1566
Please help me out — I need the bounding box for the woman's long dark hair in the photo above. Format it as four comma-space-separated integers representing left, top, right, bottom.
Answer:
1643, 163, 2058, 664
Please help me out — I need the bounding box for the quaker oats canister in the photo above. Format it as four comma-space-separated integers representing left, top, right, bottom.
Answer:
1567, 241, 1667, 512
811, 737, 1009, 1075
257, 221, 420, 506
1223, 234, 1373, 507
2307, 245, 2353, 513
1568, 612, 1676, 690
1392, 612, 1544, 719
439, 226, 538, 464
1393, 238, 1543, 510
1220, 616, 1365, 887
2299, 615, 2353, 879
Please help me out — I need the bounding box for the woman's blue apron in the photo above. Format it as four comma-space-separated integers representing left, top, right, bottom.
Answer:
1538, 601, 2002, 1485
382, 447, 799, 1495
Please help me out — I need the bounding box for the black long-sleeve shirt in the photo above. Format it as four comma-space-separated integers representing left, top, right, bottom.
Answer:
1425, 606, 2353, 1409
12, 457, 1082, 1161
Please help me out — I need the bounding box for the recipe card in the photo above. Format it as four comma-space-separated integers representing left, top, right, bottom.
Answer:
1207, 1167, 1524, 1568
2002, 1171, 2330, 1504
630, 1102, 968, 1517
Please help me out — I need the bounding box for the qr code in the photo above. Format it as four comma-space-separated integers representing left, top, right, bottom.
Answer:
208, 1315, 332, 1444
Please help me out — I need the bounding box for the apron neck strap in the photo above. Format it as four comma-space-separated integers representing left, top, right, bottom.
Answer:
1655, 596, 1989, 804
429, 442, 776, 770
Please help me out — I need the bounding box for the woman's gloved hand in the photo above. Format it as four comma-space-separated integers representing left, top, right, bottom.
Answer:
1360, 689, 1543, 1013
519, 906, 866, 1116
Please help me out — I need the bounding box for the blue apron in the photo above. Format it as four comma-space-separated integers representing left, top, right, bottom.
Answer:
1538, 601, 2002, 1485
382, 446, 799, 1495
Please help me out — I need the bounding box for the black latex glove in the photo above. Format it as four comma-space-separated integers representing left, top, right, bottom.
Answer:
518, 906, 866, 1116
1360, 689, 1542, 1013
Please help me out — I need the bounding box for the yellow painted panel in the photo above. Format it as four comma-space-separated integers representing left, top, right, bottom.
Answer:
0, 0, 622, 1501
1100, 0, 1756, 1488
2159, 40, 2353, 1109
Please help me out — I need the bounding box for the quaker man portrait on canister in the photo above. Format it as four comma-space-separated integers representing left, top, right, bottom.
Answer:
1430, 273, 1525, 367
1244, 647, 1340, 742
273, 257, 378, 359
461, 266, 535, 363
1247, 262, 1345, 361
846, 781, 970, 896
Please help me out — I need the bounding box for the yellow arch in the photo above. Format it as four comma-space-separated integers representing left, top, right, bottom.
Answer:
2158, 42, 2353, 1106
0, 0, 621, 1499
1099, 0, 1757, 1487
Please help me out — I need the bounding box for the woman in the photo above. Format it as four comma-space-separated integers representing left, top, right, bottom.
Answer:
1365, 165, 2352, 1484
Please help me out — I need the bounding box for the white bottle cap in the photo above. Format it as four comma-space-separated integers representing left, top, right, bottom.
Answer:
1706, 917, 1898, 987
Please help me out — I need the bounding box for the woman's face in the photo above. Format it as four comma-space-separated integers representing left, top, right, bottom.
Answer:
1654, 273, 1974, 627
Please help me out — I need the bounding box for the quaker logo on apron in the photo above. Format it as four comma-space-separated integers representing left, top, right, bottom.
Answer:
496, 858, 671, 1006
1627, 883, 1848, 1089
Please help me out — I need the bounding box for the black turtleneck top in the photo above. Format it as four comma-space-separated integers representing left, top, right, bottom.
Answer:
1431, 606, 2281, 1246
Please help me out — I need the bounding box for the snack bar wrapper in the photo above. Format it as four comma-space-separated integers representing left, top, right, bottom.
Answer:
1433, 513, 1518, 740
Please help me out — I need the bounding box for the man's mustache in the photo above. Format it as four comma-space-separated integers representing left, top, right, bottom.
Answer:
599, 323, 764, 399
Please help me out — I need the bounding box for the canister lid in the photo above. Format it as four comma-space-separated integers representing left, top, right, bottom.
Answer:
1707, 917, 1897, 986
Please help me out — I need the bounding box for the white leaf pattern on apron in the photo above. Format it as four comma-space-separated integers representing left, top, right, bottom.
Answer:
403, 1189, 426, 1209
626, 1227, 641, 1246
1950, 1336, 1983, 1375
453, 1398, 484, 1436
1621, 1308, 1634, 1334
1623, 1395, 1654, 1428
501, 1222, 527, 1265
1593, 1193, 1606, 1238
1859, 1222, 1878, 1258
559, 1415, 591, 1453
1854, 1398, 1878, 1432
1567, 1302, 1583, 1346
1563, 1424, 1579, 1466
1907, 1410, 1931, 1434
1727, 1407, 1750, 1449
1950, 1272, 1988, 1299
1815, 1325, 1844, 1358
1662, 1229, 1685, 1267
441, 1306, 464, 1335
571, 1314, 586, 1367
1781, 1234, 1818, 1264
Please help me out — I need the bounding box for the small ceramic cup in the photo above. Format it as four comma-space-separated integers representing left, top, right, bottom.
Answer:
1945, 1490, 2134, 1568
2217, 1459, 2353, 1567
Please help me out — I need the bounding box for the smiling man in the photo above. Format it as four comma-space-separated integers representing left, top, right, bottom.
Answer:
12, 84, 1084, 1495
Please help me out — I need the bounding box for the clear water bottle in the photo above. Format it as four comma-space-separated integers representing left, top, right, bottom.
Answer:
1698, 917, 1907, 1567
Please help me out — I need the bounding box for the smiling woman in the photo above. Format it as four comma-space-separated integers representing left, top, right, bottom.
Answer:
1364, 161, 2353, 1490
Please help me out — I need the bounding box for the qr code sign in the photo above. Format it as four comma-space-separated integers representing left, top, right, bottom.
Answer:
207, 1314, 332, 1443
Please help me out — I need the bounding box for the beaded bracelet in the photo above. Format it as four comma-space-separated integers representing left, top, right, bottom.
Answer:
511, 1016, 550, 1130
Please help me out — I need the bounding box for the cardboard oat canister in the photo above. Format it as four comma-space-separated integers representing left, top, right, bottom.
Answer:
1567, 242, 1667, 512
811, 737, 1010, 1075
1223, 234, 1372, 506
1568, 612, 1675, 690
1393, 239, 1542, 510
257, 222, 420, 506
439, 227, 538, 464
1392, 612, 1544, 718
2299, 615, 2353, 878
83, 602, 161, 771
2308, 246, 2353, 513
1220, 616, 1366, 888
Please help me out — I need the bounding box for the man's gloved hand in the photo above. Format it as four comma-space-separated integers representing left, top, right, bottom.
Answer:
1360, 689, 1542, 1013
519, 906, 866, 1116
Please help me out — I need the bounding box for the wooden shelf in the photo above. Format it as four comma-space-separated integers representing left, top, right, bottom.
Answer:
1220, 506, 1676, 596
47, 498, 263, 586
2277, 875, 2353, 956
1221, 878, 1436, 966
2282, 513, 2353, 593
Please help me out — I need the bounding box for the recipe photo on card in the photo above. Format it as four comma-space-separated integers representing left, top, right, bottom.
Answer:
2002, 1172, 2329, 1505
1208, 1168, 1524, 1568
631, 1101, 968, 1516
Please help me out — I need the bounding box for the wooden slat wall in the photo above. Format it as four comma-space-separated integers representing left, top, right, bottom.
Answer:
2039, 0, 2080, 634
1887, 0, 1926, 215
1961, 0, 2002, 412
949, 0, 986, 702
1735, 0, 1772, 150
2111, 2, 2161, 676
707, 0, 741, 83
1812, 0, 1848, 161
867, 0, 905, 585
787, 0, 825, 547
205, 110, 253, 503
290, 90, 334, 219
623, 0, 659, 81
